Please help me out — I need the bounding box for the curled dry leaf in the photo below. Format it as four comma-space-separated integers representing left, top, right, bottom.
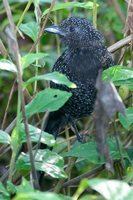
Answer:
94, 71, 126, 171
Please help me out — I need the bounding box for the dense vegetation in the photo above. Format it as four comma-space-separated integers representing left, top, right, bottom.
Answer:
0, 0, 133, 199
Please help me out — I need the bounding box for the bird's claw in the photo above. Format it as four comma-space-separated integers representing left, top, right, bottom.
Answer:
77, 134, 85, 143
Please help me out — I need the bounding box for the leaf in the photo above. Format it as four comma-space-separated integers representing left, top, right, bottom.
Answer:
19, 123, 55, 147
0, 59, 17, 73
88, 179, 133, 200
11, 127, 21, 152
15, 178, 34, 194
63, 138, 128, 164
78, 194, 95, 200
119, 107, 133, 130
43, 2, 98, 16
16, 149, 67, 179
103, 65, 133, 90
0, 130, 11, 144
0, 182, 9, 197
25, 88, 72, 118
119, 85, 129, 100
63, 141, 101, 164
14, 178, 71, 200
14, 192, 71, 200
103, 65, 133, 81
6, 181, 16, 195
19, 21, 39, 42
25, 71, 76, 88
0, 195, 10, 200
21, 53, 48, 69
73, 179, 89, 200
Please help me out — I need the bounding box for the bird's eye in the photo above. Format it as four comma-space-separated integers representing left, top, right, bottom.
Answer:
69, 26, 75, 32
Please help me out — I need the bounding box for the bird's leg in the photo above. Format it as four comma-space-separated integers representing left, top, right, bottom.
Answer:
71, 121, 84, 143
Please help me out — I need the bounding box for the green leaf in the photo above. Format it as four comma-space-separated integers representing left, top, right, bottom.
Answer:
79, 194, 96, 200
103, 66, 133, 90
63, 141, 102, 164
25, 88, 72, 118
16, 149, 67, 179
11, 123, 55, 150
19, 21, 38, 42
0, 130, 11, 144
0, 59, 17, 73
88, 179, 133, 200
11, 127, 20, 151
0, 195, 10, 200
6, 181, 16, 195
103, 65, 133, 81
14, 192, 71, 200
14, 178, 71, 200
119, 107, 133, 130
19, 123, 55, 147
0, 182, 9, 197
15, 178, 34, 194
25, 71, 76, 88
63, 138, 128, 164
43, 2, 98, 16
21, 53, 48, 69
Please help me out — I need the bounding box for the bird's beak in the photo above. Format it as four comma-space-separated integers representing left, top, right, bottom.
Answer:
44, 25, 65, 37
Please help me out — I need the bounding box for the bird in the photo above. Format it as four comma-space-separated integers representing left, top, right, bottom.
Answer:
44, 16, 114, 142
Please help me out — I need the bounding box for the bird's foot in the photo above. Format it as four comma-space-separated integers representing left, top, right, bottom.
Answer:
76, 133, 85, 143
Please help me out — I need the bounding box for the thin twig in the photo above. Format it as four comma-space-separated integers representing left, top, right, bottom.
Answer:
29, 0, 56, 53
53, 157, 77, 193
54, 14, 61, 56
16, 0, 33, 29
1, 79, 16, 130
33, 3, 42, 94
34, 111, 49, 155
0, 145, 10, 158
3, 0, 39, 189
110, 0, 126, 25
113, 121, 125, 169
0, 39, 8, 57
63, 165, 105, 187
65, 127, 71, 195
5, 118, 16, 134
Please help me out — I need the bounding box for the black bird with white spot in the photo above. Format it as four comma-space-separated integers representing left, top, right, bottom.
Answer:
44, 17, 113, 142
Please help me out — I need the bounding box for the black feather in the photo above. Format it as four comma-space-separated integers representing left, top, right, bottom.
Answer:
44, 16, 114, 140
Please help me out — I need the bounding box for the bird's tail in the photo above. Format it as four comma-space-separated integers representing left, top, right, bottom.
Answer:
44, 111, 65, 138
41, 111, 69, 149
40, 112, 60, 151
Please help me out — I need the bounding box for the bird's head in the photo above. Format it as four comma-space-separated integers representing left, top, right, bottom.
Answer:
44, 17, 105, 48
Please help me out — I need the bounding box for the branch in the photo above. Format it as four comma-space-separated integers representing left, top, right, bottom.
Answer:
108, 34, 133, 53
63, 165, 104, 187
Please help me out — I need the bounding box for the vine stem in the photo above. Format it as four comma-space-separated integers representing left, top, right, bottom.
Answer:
93, 0, 97, 28
16, 0, 33, 29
